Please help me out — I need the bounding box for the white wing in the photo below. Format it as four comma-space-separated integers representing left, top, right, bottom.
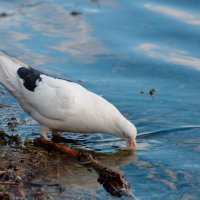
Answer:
18, 75, 84, 121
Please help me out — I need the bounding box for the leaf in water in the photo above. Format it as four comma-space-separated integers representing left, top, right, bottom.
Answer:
149, 87, 156, 97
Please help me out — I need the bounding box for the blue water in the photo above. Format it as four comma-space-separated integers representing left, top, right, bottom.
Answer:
0, 0, 200, 199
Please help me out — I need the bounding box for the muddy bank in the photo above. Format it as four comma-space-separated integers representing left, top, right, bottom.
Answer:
0, 131, 136, 199
0, 136, 72, 199
0, 131, 95, 199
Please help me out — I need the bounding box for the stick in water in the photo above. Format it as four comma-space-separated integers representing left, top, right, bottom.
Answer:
34, 137, 133, 197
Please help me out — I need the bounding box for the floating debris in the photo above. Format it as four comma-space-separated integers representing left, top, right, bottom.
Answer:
7, 117, 19, 130
4, 117, 26, 131
140, 90, 145, 95
149, 87, 155, 97
70, 11, 82, 16
0, 12, 14, 17
139, 87, 156, 97
0, 12, 8, 17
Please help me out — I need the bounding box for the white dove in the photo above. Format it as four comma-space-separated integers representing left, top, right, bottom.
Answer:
0, 52, 137, 148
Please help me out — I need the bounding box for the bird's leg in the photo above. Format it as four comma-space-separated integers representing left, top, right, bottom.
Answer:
51, 130, 79, 144
39, 126, 49, 140
51, 130, 63, 142
52, 129, 60, 136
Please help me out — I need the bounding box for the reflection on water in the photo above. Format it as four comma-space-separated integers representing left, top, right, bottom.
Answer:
1, 0, 200, 199
31, 3, 110, 63
144, 3, 200, 26
137, 43, 200, 70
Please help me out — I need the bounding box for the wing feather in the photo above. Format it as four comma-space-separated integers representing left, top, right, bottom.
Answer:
18, 75, 81, 121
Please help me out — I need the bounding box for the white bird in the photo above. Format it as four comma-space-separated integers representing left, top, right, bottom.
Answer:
0, 52, 137, 148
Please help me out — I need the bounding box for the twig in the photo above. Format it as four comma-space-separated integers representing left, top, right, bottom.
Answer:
34, 137, 132, 197
34, 138, 78, 157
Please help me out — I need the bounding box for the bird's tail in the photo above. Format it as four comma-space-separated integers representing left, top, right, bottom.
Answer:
0, 52, 27, 97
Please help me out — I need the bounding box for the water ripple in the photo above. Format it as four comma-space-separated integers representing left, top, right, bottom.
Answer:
144, 3, 200, 26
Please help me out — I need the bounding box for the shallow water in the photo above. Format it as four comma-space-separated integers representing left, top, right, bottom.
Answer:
0, 0, 200, 199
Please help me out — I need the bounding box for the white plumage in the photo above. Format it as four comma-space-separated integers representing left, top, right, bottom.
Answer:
0, 52, 137, 148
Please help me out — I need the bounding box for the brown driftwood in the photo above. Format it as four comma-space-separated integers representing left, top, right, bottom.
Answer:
34, 137, 132, 197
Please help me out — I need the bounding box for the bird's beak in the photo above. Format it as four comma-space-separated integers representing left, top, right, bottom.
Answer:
127, 140, 137, 149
